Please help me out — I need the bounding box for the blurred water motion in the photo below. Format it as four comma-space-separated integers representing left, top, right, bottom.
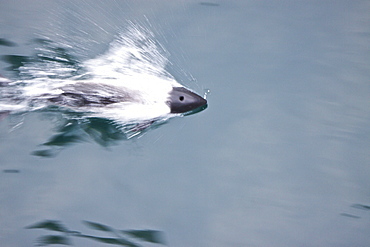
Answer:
26, 220, 166, 246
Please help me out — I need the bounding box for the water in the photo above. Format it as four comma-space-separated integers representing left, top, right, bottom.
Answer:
1, 1, 370, 246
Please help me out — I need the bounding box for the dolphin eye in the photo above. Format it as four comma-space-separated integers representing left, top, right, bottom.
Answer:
179, 96, 184, 101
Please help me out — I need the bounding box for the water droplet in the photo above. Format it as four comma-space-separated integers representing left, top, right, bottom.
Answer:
203, 89, 211, 99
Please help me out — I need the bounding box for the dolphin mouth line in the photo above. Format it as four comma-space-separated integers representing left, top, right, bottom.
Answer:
182, 103, 208, 116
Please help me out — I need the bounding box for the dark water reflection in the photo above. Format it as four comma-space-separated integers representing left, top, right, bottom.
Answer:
26, 220, 165, 246
31, 114, 168, 157
0, 38, 17, 47
0, 38, 85, 78
1, 1, 370, 247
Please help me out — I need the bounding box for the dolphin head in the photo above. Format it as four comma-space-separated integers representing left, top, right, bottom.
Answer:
167, 87, 207, 114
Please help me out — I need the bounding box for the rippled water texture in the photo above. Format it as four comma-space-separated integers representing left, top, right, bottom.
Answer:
1, 1, 370, 247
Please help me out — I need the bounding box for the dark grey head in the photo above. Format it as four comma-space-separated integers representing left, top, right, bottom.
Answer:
168, 87, 207, 113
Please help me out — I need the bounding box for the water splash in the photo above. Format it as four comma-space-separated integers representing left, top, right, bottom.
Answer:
84, 24, 172, 80
1, 24, 184, 123
0, 23, 207, 155
203, 88, 211, 100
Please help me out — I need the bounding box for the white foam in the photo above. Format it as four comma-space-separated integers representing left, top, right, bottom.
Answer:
1, 24, 183, 124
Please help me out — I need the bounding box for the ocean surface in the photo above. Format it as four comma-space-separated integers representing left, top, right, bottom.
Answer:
1, 1, 369, 246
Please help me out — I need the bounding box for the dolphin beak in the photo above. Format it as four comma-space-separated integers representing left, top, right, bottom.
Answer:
168, 87, 208, 114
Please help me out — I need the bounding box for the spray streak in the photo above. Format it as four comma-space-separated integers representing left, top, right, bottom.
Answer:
0, 24, 207, 155
1, 24, 181, 123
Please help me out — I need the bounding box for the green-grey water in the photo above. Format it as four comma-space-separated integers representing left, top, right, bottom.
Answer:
1, 1, 370, 246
